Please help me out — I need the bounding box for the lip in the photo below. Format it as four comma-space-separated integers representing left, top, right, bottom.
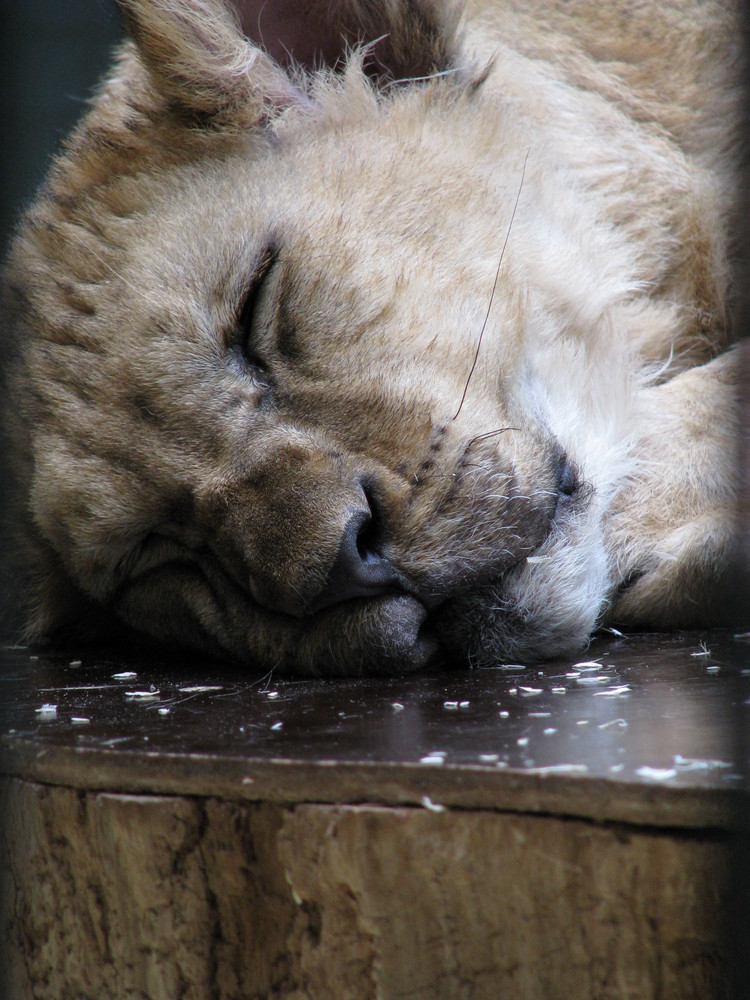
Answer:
413, 618, 444, 668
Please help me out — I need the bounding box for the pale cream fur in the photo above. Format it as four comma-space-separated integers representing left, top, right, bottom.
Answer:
0, 0, 746, 673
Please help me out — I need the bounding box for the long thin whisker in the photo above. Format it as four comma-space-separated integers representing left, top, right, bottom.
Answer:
465, 426, 520, 449
452, 148, 530, 421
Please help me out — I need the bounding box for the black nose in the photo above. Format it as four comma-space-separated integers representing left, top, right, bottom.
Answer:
556, 454, 578, 497
310, 507, 400, 613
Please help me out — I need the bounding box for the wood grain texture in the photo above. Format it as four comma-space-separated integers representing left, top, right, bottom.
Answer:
1, 777, 732, 1000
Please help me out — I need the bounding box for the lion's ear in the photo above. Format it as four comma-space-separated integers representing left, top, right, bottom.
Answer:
117, 0, 307, 126
236, 0, 462, 81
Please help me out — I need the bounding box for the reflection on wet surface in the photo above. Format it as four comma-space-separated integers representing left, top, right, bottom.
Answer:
2, 629, 749, 795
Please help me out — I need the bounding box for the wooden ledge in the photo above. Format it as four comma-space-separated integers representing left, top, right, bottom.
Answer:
2, 631, 749, 998
2, 630, 748, 827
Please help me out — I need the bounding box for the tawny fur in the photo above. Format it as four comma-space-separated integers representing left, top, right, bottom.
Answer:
1, 0, 746, 674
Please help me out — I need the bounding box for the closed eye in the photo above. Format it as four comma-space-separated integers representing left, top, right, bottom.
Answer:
236, 245, 278, 371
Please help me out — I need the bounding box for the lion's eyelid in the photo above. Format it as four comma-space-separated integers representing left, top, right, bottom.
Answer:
235, 244, 279, 368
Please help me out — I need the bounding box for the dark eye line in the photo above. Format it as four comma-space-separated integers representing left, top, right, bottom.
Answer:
235, 245, 278, 369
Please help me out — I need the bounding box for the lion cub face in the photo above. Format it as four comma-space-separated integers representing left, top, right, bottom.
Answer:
3, 0, 620, 673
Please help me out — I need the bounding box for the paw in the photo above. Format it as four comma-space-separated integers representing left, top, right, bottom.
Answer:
604, 349, 747, 628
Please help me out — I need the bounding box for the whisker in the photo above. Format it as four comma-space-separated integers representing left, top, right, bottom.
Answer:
385, 65, 465, 90
465, 426, 520, 449
452, 148, 530, 421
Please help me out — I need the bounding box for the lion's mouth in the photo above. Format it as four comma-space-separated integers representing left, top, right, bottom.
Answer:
121, 447, 590, 673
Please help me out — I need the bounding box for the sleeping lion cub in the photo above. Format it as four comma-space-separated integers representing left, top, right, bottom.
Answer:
1, 0, 747, 674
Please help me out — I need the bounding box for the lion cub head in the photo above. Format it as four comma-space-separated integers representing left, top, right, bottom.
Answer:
2, 0, 623, 674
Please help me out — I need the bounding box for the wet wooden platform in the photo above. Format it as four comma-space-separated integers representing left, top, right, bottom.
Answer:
2, 629, 749, 998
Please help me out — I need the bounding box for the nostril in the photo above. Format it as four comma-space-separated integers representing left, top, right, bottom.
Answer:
341, 509, 394, 581
356, 480, 384, 560
355, 520, 381, 565
556, 455, 578, 497
309, 496, 400, 613
349, 510, 379, 564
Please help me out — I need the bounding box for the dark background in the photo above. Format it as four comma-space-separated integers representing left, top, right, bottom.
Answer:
0, 1, 122, 258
